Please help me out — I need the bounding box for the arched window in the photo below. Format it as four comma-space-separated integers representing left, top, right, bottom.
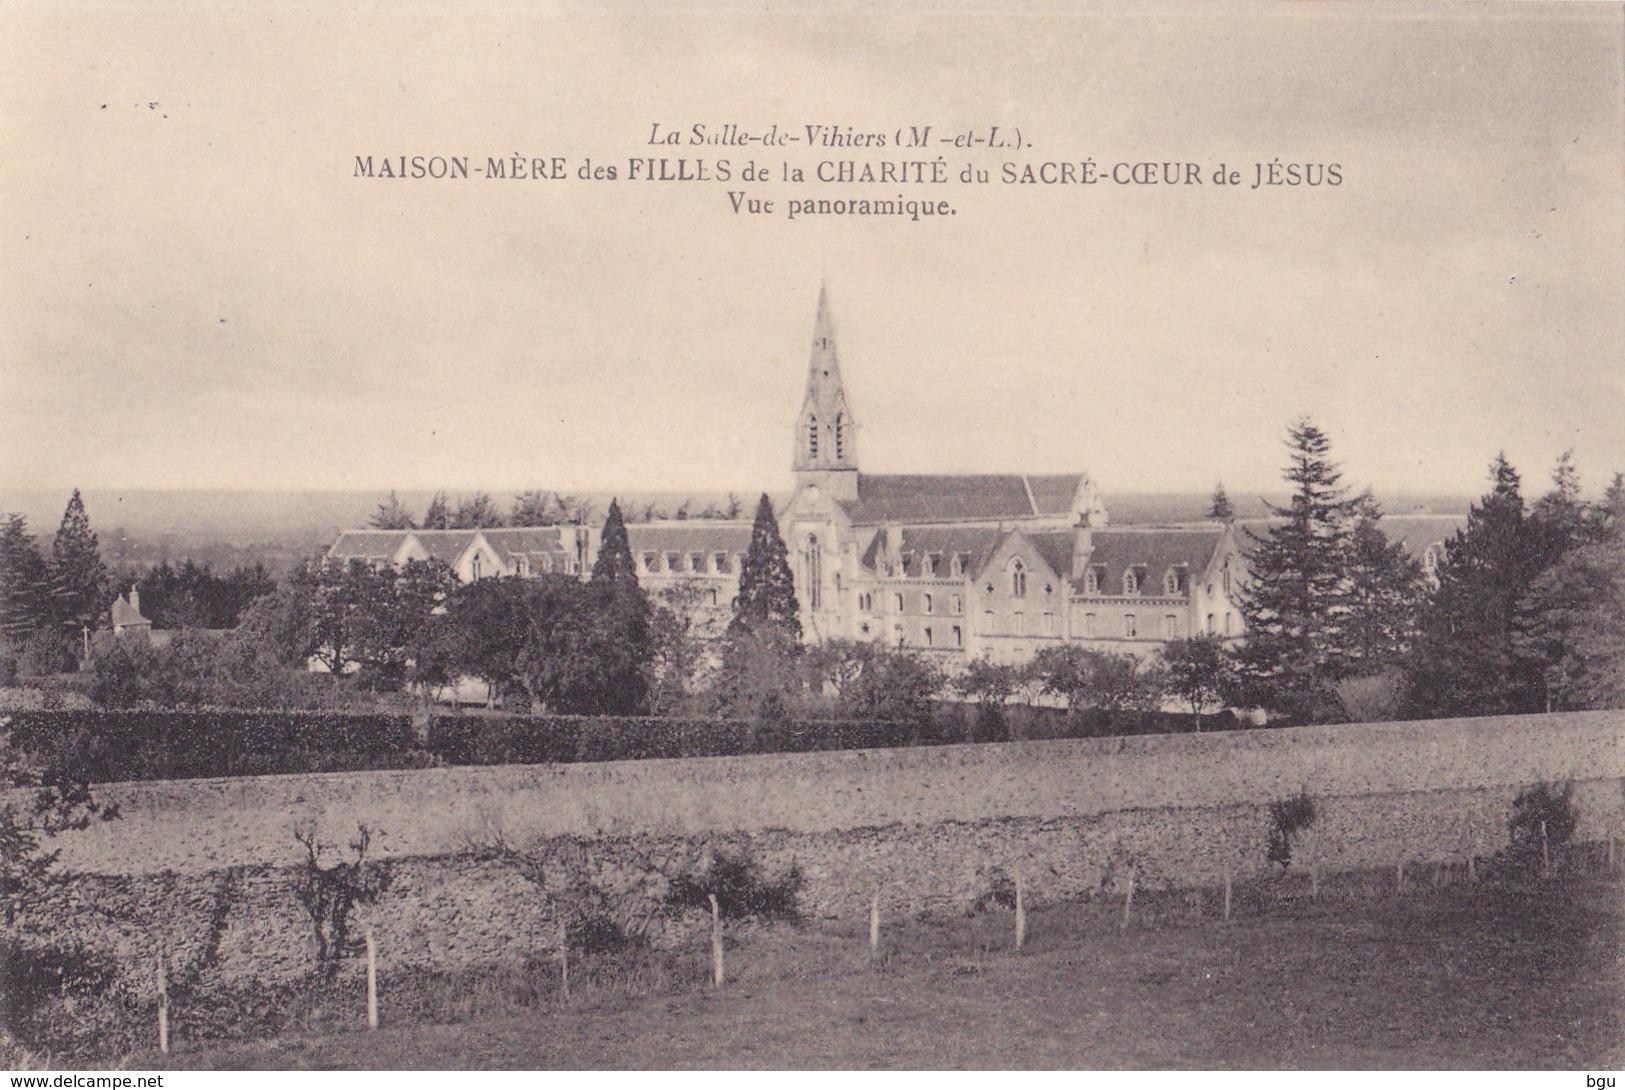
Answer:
1010, 559, 1027, 598
1123, 568, 1139, 595
807, 415, 819, 459
1085, 568, 1101, 594
1164, 571, 1179, 595
470, 553, 483, 581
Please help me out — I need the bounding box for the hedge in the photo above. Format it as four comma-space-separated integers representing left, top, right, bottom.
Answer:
1, 709, 424, 784
424, 714, 933, 767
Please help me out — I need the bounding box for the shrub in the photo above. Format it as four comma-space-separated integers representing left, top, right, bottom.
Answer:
664, 845, 802, 921
1506, 782, 1578, 871
291, 822, 392, 979
1266, 790, 1316, 868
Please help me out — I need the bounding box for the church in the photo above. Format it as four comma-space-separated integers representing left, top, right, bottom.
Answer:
330, 286, 1246, 665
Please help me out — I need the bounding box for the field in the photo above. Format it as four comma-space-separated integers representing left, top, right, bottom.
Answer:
138, 865, 1621, 1071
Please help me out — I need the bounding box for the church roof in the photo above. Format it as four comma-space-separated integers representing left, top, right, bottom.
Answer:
841, 473, 1083, 525
1070, 527, 1226, 596
861, 526, 1003, 576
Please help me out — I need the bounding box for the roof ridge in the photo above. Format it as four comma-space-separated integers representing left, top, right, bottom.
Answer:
1020, 474, 1039, 516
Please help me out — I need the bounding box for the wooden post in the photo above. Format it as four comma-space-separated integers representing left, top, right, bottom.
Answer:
1467, 854, 1476, 884
1119, 872, 1135, 934
708, 893, 724, 988
1432, 861, 1442, 891
558, 917, 570, 1005
869, 887, 880, 951
1396, 859, 1404, 894
1014, 873, 1026, 951
155, 946, 169, 1055
1608, 833, 1615, 872
364, 924, 378, 1030
1540, 820, 1550, 877
1310, 861, 1319, 901
1222, 864, 1232, 922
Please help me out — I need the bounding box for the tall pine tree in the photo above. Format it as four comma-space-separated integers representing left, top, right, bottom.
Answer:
370, 491, 417, 530
0, 515, 50, 645
1341, 494, 1425, 675
49, 489, 108, 646
1405, 454, 1544, 717
1208, 482, 1235, 522
1229, 420, 1359, 721
421, 492, 453, 530
587, 498, 651, 714
728, 493, 801, 642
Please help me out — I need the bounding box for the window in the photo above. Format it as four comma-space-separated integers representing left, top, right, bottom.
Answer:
1224, 612, 1234, 635
1011, 559, 1027, 598
470, 554, 483, 581
1044, 611, 1058, 636
1085, 566, 1104, 594
858, 592, 873, 612
714, 552, 732, 574
924, 593, 934, 614
807, 414, 819, 459
1014, 611, 1025, 635
516, 556, 530, 578
834, 413, 847, 461
983, 609, 994, 633
643, 552, 660, 574
893, 623, 905, 647
893, 592, 904, 613
1164, 571, 1179, 595
952, 625, 963, 647
691, 552, 707, 574
951, 594, 963, 614
1222, 560, 1232, 596
920, 553, 935, 577
666, 552, 683, 573
950, 554, 963, 577
924, 626, 934, 646
1164, 614, 1179, 638
708, 588, 719, 607
1083, 612, 1096, 636
1123, 568, 1140, 595
1124, 614, 1137, 638
1206, 612, 1216, 634
805, 535, 821, 610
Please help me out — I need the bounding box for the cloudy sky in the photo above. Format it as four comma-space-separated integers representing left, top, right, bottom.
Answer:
3, 1, 1621, 502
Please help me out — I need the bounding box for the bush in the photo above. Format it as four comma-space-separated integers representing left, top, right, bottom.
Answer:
1506, 782, 1578, 871
1266, 790, 1316, 868
664, 845, 802, 921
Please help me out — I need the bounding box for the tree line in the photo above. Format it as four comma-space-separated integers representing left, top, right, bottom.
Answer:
368, 489, 747, 530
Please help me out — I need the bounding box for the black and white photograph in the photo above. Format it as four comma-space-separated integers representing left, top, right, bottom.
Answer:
1, 0, 1622, 1074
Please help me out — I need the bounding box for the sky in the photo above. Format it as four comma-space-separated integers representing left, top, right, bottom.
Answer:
3, 1, 1622, 503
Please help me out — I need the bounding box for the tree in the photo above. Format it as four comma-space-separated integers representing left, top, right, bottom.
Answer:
421, 492, 453, 530
648, 583, 717, 716
1514, 475, 1625, 711
0, 517, 49, 646
48, 490, 109, 654
369, 491, 417, 530
586, 500, 651, 715
1029, 644, 1162, 718
803, 640, 942, 728
510, 490, 559, 527
1208, 482, 1235, 522
1229, 420, 1360, 722
449, 493, 502, 530
1158, 634, 1229, 728
0, 719, 115, 1044
728, 494, 801, 642
1405, 454, 1545, 718
953, 658, 1021, 741
1341, 495, 1425, 675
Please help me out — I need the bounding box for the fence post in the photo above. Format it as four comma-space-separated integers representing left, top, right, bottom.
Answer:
1119, 872, 1135, 934
1540, 820, 1550, 878
869, 886, 881, 952
1467, 854, 1476, 884
1608, 833, 1615, 873
364, 924, 378, 1030
1310, 860, 1319, 901
558, 917, 570, 1005
156, 945, 169, 1055
1014, 873, 1026, 951
1396, 859, 1405, 895
1222, 863, 1232, 922
709, 893, 724, 987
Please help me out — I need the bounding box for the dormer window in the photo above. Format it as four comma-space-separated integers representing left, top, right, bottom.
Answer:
666, 552, 683, 573
714, 552, 732, 574
1085, 565, 1105, 595
1010, 559, 1027, 598
691, 552, 707, 574
643, 552, 660, 573
1123, 567, 1142, 595
1164, 567, 1188, 596
950, 554, 963, 577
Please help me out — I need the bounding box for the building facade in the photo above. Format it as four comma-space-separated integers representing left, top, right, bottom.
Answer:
330, 285, 1248, 666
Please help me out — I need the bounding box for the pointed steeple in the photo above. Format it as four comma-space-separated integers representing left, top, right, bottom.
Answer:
794, 282, 858, 491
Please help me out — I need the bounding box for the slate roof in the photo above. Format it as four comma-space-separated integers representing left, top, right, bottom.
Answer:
479, 528, 571, 568
1070, 528, 1226, 597
110, 594, 150, 628
626, 522, 754, 554
861, 526, 1002, 577
328, 530, 413, 562
411, 531, 481, 565
840, 473, 1084, 525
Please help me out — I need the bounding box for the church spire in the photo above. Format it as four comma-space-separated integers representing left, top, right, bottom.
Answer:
793, 282, 858, 496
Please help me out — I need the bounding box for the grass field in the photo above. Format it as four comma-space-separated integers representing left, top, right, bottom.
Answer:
138, 866, 1623, 1071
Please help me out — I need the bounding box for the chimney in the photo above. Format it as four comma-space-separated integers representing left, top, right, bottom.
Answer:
128, 584, 140, 615
1072, 511, 1095, 580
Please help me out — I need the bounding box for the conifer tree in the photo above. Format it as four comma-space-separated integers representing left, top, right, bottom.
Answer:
369, 491, 417, 530
1342, 494, 1425, 674
1229, 420, 1359, 720
1208, 482, 1235, 522
587, 499, 650, 714
451, 492, 503, 529
728, 493, 801, 642
0, 515, 50, 645
48, 489, 108, 643
421, 492, 452, 530
1405, 454, 1544, 717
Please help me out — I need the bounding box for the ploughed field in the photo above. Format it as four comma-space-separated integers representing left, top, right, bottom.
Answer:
144, 867, 1622, 1070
